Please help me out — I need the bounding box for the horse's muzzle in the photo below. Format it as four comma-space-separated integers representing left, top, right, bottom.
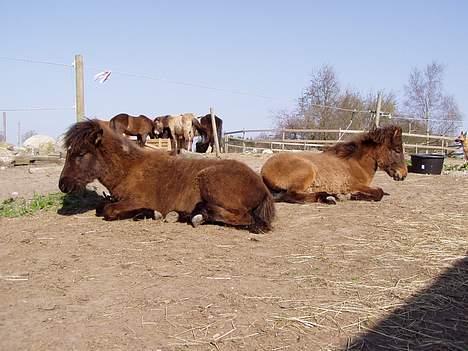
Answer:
392, 173, 406, 181
387, 167, 407, 181
59, 177, 82, 193
393, 168, 407, 181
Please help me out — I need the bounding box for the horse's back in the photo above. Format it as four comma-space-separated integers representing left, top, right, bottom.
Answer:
261, 152, 353, 193
109, 113, 129, 131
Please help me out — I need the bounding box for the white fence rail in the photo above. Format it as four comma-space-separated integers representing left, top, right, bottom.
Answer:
223, 128, 458, 154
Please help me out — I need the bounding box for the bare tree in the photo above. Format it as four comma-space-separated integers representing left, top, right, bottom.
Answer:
404, 62, 461, 135
302, 64, 340, 130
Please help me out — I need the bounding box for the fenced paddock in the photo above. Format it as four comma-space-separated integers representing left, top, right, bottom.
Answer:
223, 128, 458, 155
0, 154, 467, 350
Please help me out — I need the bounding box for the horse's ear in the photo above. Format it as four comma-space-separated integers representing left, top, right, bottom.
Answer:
94, 128, 104, 146
393, 126, 402, 138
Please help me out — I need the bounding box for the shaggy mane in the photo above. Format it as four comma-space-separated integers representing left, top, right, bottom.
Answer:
325, 125, 402, 158
64, 118, 139, 154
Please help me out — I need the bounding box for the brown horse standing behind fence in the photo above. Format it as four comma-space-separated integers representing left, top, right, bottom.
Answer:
154, 113, 204, 154
58, 119, 274, 233
109, 113, 155, 147
261, 125, 408, 203
195, 114, 223, 153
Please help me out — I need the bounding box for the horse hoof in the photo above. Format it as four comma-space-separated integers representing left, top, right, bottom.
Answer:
133, 209, 156, 221
191, 214, 204, 227
154, 211, 163, 220
325, 196, 337, 205
164, 211, 179, 223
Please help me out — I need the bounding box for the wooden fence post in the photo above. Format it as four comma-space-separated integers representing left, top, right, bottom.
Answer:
242, 130, 246, 153
224, 135, 229, 153
74, 54, 85, 122
209, 107, 220, 157
375, 92, 382, 127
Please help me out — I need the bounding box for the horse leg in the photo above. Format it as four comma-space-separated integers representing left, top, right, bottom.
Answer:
350, 186, 386, 201
136, 135, 143, 147
101, 201, 159, 220
274, 190, 337, 204
264, 160, 336, 203
139, 133, 148, 147
169, 136, 177, 155
190, 201, 253, 227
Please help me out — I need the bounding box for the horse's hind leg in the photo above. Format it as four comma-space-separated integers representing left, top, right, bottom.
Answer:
190, 202, 253, 227
138, 133, 148, 147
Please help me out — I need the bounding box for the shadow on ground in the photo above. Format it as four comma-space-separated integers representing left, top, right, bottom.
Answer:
345, 256, 468, 350
57, 189, 105, 215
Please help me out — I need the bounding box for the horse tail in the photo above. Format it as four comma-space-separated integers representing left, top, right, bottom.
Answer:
251, 191, 275, 233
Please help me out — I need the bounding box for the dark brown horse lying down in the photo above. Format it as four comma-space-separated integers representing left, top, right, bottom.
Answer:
261, 125, 408, 203
59, 119, 275, 233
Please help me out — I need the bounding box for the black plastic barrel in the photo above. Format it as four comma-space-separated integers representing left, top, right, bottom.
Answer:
410, 153, 445, 175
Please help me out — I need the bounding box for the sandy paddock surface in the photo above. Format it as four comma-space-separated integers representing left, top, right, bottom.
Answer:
0, 154, 467, 350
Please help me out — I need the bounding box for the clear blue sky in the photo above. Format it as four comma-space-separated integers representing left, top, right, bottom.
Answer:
1, 0, 467, 143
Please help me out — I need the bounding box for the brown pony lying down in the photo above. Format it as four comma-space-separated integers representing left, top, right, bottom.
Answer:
59, 119, 275, 233
261, 125, 408, 203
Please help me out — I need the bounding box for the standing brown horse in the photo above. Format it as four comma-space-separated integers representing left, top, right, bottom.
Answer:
261, 125, 408, 203
58, 119, 275, 233
195, 114, 223, 153
109, 113, 155, 147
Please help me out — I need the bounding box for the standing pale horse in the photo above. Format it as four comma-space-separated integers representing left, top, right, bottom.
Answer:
153, 113, 205, 154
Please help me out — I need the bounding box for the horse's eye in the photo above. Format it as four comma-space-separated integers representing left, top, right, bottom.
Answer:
75, 152, 87, 159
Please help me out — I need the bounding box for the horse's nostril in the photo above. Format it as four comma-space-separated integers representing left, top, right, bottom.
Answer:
59, 178, 70, 193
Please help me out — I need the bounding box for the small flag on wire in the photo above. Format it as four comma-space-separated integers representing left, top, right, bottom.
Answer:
94, 70, 112, 83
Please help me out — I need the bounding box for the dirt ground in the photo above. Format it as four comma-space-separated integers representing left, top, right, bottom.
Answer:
0, 154, 467, 350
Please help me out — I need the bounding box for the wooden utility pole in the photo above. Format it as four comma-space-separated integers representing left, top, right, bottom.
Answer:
17, 121, 21, 147
2, 112, 6, 142
375, 92, 382, 127
210, 107, 220, 157
74, 54, 85, 122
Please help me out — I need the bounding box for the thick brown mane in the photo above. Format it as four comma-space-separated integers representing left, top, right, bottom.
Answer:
64, 119, 141, 156
325, 125, 402, 159
64, 119, 103, 153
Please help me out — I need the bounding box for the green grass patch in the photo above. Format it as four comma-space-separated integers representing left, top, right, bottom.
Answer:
443, 163, 468, 172
0, 191, 104, 218
0, 192, 65, 217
